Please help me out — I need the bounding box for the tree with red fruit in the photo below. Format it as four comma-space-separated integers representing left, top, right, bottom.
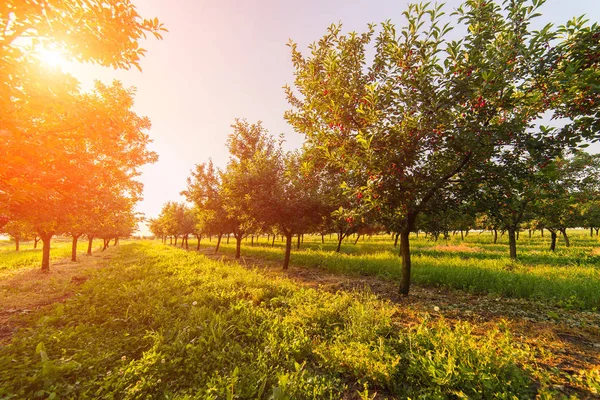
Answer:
285, 0, 591, 295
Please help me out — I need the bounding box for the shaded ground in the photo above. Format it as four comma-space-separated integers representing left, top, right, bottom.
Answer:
195, 246, 600, 398
0, 248, 114, 343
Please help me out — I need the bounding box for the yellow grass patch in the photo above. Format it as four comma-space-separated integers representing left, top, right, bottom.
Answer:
430, 244, 484, 253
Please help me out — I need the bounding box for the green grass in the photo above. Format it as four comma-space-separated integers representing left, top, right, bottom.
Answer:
2, 242, 588, 399
190, 230, 600, 310
0, 238, 109, 273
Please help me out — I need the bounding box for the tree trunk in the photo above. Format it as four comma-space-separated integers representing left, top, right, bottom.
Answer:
113, 237, 118, 246
550, 230, 557, 251
41, 233, 52, 272
508, 228, 517, 260
170, 236, 173, 245
493, 229, 498, 244
529, 229, 532, 239
336, 233, 344, 252
71, 234, 81, 262
196, 234, 201, 250
394, 232, 399, 247
321, 234, 324, 244
235, 236, 242, 259
516, 230, 519, 240
399, 228, 412, 296
540, 228, 544, 237
460, 230, 464, 240
354, 234, 360, 244
174, 236, 178, 246
251, 235, 254, 247
283, 233, 293, 270
560, 229, 570, 247
591, 227, 594, 237
215, 233, 222, 253
272, 235, 276, 247
227, 234, 230, 244
34, 236, 40, 249
185, 234, 189, 249
15, 236, 19, 251
87, 236, 94, 255
296, 234, 301, 250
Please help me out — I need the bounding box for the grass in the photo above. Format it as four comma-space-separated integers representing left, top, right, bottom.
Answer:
0, 238, 107, 273
3, 242, 598, 398
189, 230, 600, 310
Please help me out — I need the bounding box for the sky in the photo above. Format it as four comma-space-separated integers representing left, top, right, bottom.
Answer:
53, 0, 600, 235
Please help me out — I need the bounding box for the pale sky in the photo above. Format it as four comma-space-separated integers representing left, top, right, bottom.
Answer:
55, 0, 600, 235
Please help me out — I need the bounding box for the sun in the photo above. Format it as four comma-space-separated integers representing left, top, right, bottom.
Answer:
37, 47, 70, 71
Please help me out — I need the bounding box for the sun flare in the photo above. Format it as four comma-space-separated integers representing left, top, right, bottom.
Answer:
37, 47, 70, 71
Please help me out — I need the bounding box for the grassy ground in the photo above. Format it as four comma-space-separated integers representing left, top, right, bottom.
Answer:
0, 238, 107, 273
189, 230, 600, 310
1, 241, 599, 399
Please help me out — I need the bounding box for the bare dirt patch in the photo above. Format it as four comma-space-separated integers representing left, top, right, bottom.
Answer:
0, 248, 114, 343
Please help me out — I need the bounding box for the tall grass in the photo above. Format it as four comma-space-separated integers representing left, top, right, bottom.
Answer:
189, 230, 600, 310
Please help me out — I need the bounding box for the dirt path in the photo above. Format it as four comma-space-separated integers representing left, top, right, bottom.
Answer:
0, 248, 115, 343
195, 246, 600, 396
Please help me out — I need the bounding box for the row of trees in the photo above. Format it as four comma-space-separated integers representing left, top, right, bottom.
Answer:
152, 124, 600, 263
0, 0, 166, 270
154, 0, 600, 295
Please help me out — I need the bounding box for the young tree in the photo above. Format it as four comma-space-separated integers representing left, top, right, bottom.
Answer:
182, 160, 231, 253
219, 120, 281, 259
268, 151, 330, 269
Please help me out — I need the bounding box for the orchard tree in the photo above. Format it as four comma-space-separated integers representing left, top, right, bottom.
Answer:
469, 143, 556, 260
182, 160, 231, 253
535, 152, 600, 251
285, 0, 576, 294
548, 21, 600, 141
149, 217, 167, 243
269, 151, 330, 269
580, 201, 600, 237
2, 220, 33, 251
220, 120, 282, 259
175, 203, 196, 249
